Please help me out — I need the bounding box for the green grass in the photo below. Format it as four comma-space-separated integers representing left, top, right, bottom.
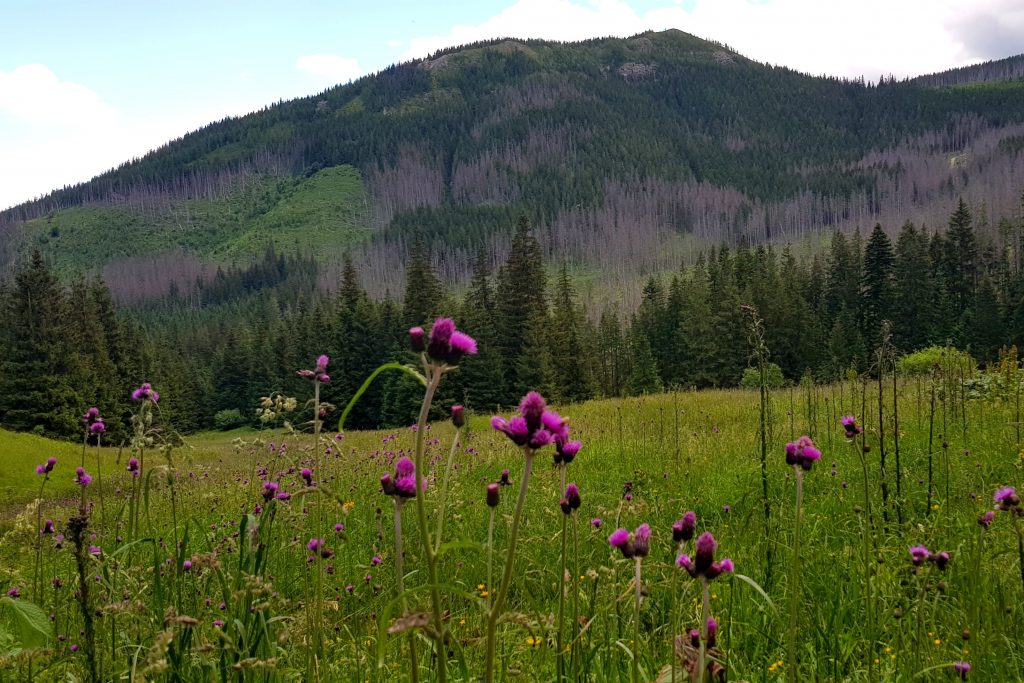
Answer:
1, 380, 1022, 681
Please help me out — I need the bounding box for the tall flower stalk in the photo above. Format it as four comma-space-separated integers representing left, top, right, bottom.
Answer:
32, 457, 57, 600
554, 436, 581, 682
784, 436, 821, 683
678, 532, 734, 682
993, 487, 1024, 595
844, 415, 876, 683
382, 458, 424, 683
487, 391, 573, 683
609, 524, 652, 683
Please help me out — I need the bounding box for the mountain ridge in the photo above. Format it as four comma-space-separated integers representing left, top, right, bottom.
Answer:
3, 29, 1024, 303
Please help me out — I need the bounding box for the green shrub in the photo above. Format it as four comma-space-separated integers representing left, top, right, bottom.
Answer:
213, 408, 248, 431
740, 362, 786, 389
898, 346, 976, 376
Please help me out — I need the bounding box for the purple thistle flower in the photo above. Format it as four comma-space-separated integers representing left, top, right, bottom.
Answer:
75, 467, 92, 487
261, 481, 279, 501
89, 420, 106, 434
695, 532, 717, 574
677, 553, 696, 575
307, 538, 322, 553
994, 486, 1020, 510
608, 528, 632, 557
633, 523, 651, 558
82, 407, 100, 424
88, 546, 101, 556
541, 411, 569, 442
492, 416, 530, 446
486, 483, 500, 508
555, 438, 582, 465
909, 545, 930, 566
131, 382, 159, 402
315, 355, 329, 373
451, 404, 465, 428
371, 555, 382, 566
785, 436, 822, 471
518, 392, 546, 431
46, 457, 57, 472
673, 511, 697, 543
127, 458, 139, 476
42, 519, 55, 534
301, 468, 313, 486
276, 492, 291, 501
499, 469, 511, 486
35, 465, 46, 475
564, 483, 581, 511
425, 318, 477, 364
930, 550, 950, 570
591, 517, 603, 529
408, 326, 426, 352
380, 473, 396, 497
978, 511, 995, 528
334, 523, 345, 532
182, 560, 193, 571
7, 587, 19, 598
706, 617, 718, 647
953, 661, 970, 679
840, 415, 863, 437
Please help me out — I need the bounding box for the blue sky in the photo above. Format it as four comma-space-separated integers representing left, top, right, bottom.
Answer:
1, 0, 1019, 209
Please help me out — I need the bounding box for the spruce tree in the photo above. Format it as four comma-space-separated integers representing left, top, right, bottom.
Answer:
496, 215, 548, 399
860, 223, 896, 347
548, 263, 595, 403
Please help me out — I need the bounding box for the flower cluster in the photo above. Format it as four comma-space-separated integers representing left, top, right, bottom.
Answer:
672, 511, 697, 544
609, 523, 651, 559
559, 483, 581, 515
410, 318, 477, 365
74, 467, 92, 487
306, 538, 334, 561
381, 456, 425, 499
785, 436, 822, 471
131, 382, 159, 402
35, 457, 57, 476
127, 458, 140, 477
840, 415, 863, 438
909, 545, 950, 570
677, 532, 734, 580
492, 391, 573, 453
994, 486, 1020, 512
297, 355, 330, 383
82, 407, 105, 434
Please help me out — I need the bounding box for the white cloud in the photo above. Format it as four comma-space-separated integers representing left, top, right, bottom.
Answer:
397, 0, 1003, 81
0, 64, 116, 129
295, 54, 364, 84
0, 64, 265, 210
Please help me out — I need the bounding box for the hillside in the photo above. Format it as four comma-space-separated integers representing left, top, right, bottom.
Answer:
2, 29, 1024, 301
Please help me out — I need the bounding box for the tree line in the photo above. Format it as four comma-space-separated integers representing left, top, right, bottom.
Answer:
1, 198, 1022, 440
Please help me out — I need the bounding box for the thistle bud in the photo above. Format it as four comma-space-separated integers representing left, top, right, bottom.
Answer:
486, 483, 500, 508
409, 326, 426, 352
451, 405, 465, 428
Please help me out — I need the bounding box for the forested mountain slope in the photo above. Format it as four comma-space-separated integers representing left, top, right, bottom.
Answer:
2, 29, 1024, 303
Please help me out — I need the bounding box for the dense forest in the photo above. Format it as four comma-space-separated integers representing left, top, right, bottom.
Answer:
2, 31, 1024, 303
2, 196, 1022, 440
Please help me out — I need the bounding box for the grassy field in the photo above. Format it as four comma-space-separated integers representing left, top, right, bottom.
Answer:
0, 377, 1022, 681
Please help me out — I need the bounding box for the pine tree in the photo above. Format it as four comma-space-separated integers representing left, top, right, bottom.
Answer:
860, 223, 896, 347
496, 215, 548, 399
457, 247, 506, 408
403, 237, 445, 327
946, 198, 978, 318
548, 263, 595, 403
626, 323, 662, 395
893, 222, 936, 351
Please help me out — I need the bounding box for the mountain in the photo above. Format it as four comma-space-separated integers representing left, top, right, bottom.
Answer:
3, 29, 1024, 304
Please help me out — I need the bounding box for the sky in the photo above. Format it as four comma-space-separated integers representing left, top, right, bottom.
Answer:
2, 0, 1022, 211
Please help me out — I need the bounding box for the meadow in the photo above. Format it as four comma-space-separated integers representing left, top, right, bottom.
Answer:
1, 331, 1023, 682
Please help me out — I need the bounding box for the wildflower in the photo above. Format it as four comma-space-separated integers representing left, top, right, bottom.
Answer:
525, 635, 542, 647
182, 560, 192, 571
276, 492, 291, 501
261, 481, 279, 501
297, 354, 330, 383
408, 326, 426, 351
7, 587, 19, 598
706, 617, 718, 647
42, 519, 55, 534
89, 420, 106, 435
978, 511, 995, 528
672, 512, 697, 543
301, 468, 313, 486
953, 661, 971, 679
564, 483, 581, 511
492, 392, 567, 453
75, 467, 92, 487
994, 486, 1020, 510
840, 415, 863, 438
486, 483, 500, 508
213, 619, 225, 628
371, 555, 382, 566
909, 545, 930, 566
554, 438, 582, 466
451, 404, 465, 428
334, 523, 345, 533
88, 546, 101, 556
930, 550, 950, 571
499, 469, 511, 486
82, 406, 100, 424
785, 436, 822, 471
591, 517, 602, 529
384, 457, 425, 499
131, 382, 159, 402
608, 524, 651, 559
678, 532, 734, 579
420, 317, 477, 365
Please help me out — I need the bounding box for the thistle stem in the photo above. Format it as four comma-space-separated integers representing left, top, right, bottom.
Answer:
698, 577, 709, 683
394, 500, 419, 683
484, 453, 534, 683
632, 556, 642, 683
786, 467, 803, 683
434, 428, 462, 554
412, 367, 447, 683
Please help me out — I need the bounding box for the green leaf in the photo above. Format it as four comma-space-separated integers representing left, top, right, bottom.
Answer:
338, 362, 426, 432
0, 597, 52, 649
733, 573, 777, 614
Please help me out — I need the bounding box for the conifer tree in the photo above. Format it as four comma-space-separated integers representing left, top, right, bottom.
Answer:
548, 263, 595, 403
496, 215, 548, 399
861, 223, 896, 347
